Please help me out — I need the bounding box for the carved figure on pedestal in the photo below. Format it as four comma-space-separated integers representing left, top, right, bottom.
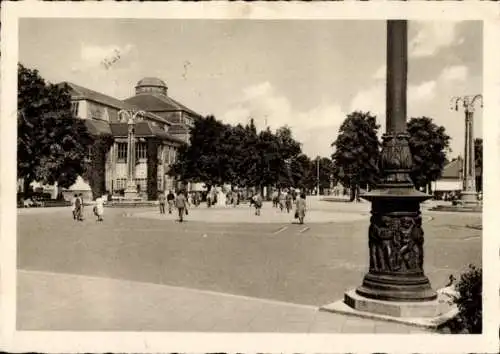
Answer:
398, 216, 415, 271
368, 216, 381, 271
368, 215, 396, 272
411, 216, 424, 271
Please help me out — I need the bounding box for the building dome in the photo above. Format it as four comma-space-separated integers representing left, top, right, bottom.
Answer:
135, 77, 168, 96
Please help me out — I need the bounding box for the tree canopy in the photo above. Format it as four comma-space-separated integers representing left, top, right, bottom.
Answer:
331, 111, 381, 199
169, 116, 310, 191
18, 63, 94, 190
407, 116, 451, 190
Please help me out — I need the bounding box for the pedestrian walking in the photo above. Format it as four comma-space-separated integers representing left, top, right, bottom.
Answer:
207, 193, 212, 208
93, 195, 104, 222
71, 193, 78, 220
232, 190, 238, 208
295, 193, 307, 224
75, 193, 84, 221
253, 193, 263, 216
285, 192, 293, 213
278, 191, 286, 212
194, 192, 201, 207
158, 191, 166, 214
167, 190, 175, 214
272, 190, 279, 208
175, 190, 188, 222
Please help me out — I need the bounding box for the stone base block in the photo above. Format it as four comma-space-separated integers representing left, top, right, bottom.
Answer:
459, 191, 479, 204
320, 288, 458, 329
124, 189, 139, 201
431, 204, 482, 213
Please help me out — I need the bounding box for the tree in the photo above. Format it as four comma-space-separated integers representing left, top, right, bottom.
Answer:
311, 157, 334, 194
232, 119, 260, 188
169, 115, 231, 189
331, 111, 381, 201
407, 117, 451, 192
275, 126, 302, 188
17, 63, 94, 193
474, 138, 482, 193
170, 116, 304, 194
290, 154, 313, 191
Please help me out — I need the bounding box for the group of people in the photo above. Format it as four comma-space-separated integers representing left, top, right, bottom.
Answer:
158, 190, 190, 222
158, 188, 307, 224
252, 190, 307, 224
271, 190, 294, 213
70, 193, 104, 222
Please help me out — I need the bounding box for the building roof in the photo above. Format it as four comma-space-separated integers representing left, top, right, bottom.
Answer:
124, 92, 201, 118
167, 124, 190, 134
109, 121, 184, 144
60, 82, 170, 125
136, 77, 167, 89
84, 119, 112, 136
440, 157, 481, 179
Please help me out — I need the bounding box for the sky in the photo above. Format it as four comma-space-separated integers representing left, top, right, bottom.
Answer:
19, 19, 483, 159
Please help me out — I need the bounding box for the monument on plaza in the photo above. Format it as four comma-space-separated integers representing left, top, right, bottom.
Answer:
451, 95, 483, 206
322, 20, 457, 326
118, 109, 146, 201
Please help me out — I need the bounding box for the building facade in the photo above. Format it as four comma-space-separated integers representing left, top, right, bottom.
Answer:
60, 77, 199, 201
432, 156, 482, 194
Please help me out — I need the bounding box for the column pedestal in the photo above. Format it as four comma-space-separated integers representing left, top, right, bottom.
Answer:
124, 181, 138, 200
458, 191, 479, 206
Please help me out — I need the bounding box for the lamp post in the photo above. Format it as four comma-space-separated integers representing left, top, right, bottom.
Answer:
118, 109, 145, 200
317, 156, 320, 196
355, 20, 436, 303
450, 95, 482, 205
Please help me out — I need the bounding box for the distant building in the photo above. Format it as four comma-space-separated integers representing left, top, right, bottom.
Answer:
432, 156, 482, 194
124, 77, 199, 143
55, 77, 200, 201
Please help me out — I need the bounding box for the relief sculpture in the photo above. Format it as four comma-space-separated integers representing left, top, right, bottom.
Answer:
368, 214, 424, 273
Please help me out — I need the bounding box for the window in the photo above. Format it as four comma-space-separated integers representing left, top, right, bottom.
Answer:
115, 178, 127, 191
157, 171, 164, 191
167, 147, 174, 164
71, 102, 80, 117
157, 146, 164, 163
136, 143, 147, 160
89, 105, 103, 120
102, 108, 109, 122
117, 143, 127, 161
136, 178, 147, 192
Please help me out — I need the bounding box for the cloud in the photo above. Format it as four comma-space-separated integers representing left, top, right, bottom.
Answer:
409, 80, 437, 102
71, 43, 134, 72
221, 81, 345, 157
349, 83, 385, 118
410, 22, 464, 58
439, 65, 468, 83
373, 65, 386, 80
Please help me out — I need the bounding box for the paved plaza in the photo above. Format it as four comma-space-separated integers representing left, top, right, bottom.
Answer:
17, 198, 482, 332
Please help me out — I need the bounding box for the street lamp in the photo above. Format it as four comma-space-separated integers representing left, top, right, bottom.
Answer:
316, 156, 320, 196
356, 20, 435, 303
450, 94, 482, 205
118, 109, 146, 200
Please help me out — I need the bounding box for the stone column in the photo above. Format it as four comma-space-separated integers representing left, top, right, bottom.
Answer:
356, 20, 437, 302
451, 94, 482, 205
462, 109, 477, 202
124, 121, 138, 200
119, 109, 145, 200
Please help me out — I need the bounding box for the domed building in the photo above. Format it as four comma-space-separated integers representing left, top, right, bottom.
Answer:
135, 77, 168, 96
125, 77, 201, 144
52, 76, 201, 202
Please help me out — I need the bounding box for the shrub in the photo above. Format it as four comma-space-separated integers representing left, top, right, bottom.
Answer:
454, 264, 482, 334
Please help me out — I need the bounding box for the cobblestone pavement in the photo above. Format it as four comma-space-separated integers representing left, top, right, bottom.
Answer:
17, 199, 481, 331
